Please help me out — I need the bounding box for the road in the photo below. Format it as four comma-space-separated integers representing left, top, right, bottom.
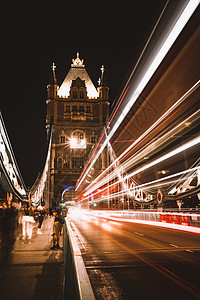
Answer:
69, 211, 200, 300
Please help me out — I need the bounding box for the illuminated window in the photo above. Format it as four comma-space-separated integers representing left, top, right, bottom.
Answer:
72, 157, 84, 169
65, 105, 70, 112
72, 105, 78, 112
72, 91, 77, 98
80, 91, 84, 99
86, 105, 91, 113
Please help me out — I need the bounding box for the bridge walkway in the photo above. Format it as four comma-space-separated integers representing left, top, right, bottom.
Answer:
0, 217, 64, 300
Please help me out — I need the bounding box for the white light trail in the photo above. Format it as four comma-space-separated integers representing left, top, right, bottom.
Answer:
82, 135, 200, 199
74, 209, 200, 234
76, 1, 199, 191
85, 108, 200, 195
126, 136, 200, 179
79, 166, 200, 204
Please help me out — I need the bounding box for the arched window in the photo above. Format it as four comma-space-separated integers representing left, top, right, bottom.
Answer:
57, 157, 63, 169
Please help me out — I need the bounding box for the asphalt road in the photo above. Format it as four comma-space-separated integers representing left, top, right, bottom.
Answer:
70, 212, 200, 300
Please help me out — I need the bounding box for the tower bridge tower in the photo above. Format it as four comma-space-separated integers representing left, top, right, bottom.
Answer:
46, 53, 109, 206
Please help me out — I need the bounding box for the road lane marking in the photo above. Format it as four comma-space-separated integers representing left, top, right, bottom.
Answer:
134, 232, 144, 237
86, 264, 146, 269
99, 231, 200, 299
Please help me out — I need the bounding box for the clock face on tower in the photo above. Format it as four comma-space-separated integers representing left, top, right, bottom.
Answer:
70, 130, 86, 149
73, 131, 84, 141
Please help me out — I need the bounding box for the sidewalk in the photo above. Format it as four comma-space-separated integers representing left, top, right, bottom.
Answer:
0, 217, 64, 300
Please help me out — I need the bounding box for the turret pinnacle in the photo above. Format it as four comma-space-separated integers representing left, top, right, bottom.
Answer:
98, 65, 109, 101
47, 62, 58, 99
49, 62, 58, 85
99, 65, 108, 87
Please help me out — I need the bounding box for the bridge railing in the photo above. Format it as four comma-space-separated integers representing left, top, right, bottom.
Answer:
82, 209, 200, 228
0, 111, 27, 199
113, 210, 200, 227
63, 218, 95, 300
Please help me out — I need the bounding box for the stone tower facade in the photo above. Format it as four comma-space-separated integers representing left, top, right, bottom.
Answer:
46, 53, 109, 206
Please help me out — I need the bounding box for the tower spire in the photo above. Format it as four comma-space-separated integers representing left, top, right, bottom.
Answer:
101, 65, 105, 75
47, 62, 58, 99
99, 65, 107, 87
51, 62, 56, 71
49, 62, 57, 85
72, 52, 84, 67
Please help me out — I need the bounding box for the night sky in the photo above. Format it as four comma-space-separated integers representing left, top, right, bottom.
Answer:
1, 1, 166, 187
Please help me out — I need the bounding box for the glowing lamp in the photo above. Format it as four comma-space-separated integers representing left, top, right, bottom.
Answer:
80, 139, 86, 148
70, 137, 86, 149
70, 137, 77, 148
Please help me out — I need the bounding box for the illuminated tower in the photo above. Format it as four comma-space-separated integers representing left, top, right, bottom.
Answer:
46, 53, 109, 205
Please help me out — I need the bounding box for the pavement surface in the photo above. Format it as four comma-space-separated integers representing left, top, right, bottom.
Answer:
0, 217, 64, 300
69, 211, 200, 300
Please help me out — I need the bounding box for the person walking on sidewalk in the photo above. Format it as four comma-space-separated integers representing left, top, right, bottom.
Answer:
22, 210, 35, 240
37, 210, 45, 234
50, 211, 62, 250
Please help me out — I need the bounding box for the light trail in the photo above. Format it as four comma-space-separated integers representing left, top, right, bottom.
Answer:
84, 80, 200, 194
100, 214, 200, 235
78, 166, 200, 204
71, 208, 200, 235
123, 135, 200, 180
76, 1, 199, 191
84, 107, 200, 196
79, 135, 200, 203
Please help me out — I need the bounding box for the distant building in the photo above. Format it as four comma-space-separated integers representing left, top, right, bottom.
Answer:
46, 53, 109, 206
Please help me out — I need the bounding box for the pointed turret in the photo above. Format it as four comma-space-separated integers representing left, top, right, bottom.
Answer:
58, 52, 98, 99
98, 65, 109, 125
46, 63, 59, 129
98, 65, 109, 101
47, 63, 58, 99
99, 65, 107, 87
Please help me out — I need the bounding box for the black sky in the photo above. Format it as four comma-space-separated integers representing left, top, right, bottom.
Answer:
1, 1, 166, 187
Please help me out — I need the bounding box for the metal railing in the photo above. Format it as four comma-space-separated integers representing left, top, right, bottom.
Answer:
86, 209, 200, 228
63, 219, 95, 300
112, 210, 200, 227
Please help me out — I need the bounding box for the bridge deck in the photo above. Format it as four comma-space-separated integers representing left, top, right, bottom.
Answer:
0, 217, 64, 300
